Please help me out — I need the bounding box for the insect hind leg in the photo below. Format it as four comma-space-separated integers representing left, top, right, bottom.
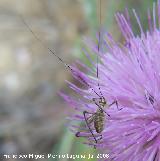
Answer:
83, 111, 97, 148
97, 134, 102, 141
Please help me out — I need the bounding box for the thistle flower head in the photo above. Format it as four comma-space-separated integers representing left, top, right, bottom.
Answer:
62, 1, 160, 160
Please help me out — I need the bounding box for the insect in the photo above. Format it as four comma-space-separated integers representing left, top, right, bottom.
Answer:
21, 0, 122, 148
75, 0, 122, 148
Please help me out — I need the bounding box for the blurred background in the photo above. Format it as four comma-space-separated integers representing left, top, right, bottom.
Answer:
0, 0, 155, 161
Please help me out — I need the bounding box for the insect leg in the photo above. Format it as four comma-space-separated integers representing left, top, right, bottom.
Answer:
87, 114, 95, 124
75, 112, 94, 137
109, 100, 123, 110
97, 134, 102, 141
82, 111, 98, 148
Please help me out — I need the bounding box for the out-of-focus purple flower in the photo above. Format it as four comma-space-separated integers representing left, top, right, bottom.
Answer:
62, 0, 160, 160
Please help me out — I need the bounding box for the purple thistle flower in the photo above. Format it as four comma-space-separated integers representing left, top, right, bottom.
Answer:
62, 0, 160, 160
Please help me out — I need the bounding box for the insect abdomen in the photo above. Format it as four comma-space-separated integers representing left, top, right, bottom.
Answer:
94, 110, 105, 133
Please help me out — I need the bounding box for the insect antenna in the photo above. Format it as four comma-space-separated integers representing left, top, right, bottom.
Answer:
94, 0, 107, 103
93, 0, 106, 101
97, 0, 104, 98
94, 0, 122, 112
20, 16, 72, 71
20, 15, 102, 98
